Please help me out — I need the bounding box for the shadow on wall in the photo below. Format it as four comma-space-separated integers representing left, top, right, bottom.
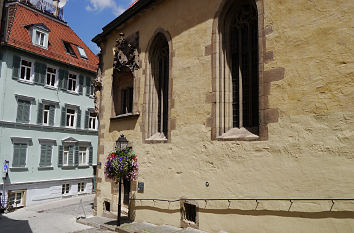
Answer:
133, 205, 354, 219
109, 118, 139, 133
0, 215, 33, 233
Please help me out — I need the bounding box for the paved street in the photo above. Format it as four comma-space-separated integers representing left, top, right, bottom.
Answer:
0, 194, 95, 233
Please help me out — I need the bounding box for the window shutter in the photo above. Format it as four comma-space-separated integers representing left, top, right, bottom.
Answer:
84, 110, 89, 129
74, 146, 79, 166
88, 146, 93, 166
0, 51, 3, 77
76, 108, 81, 129
12, 144, 20, 167
40, 144, 47, 166
58, 145, 63, 167
59, 69, 68, 90
16, 101, 23, 122
12, 55, 21, 80
78, 75, 84, 95
85, 77, 91, 96
23, 101, 30, 123
39, 63, 47, 85
49, 105, 55, 126
37, 102, 43, 124
68, 146, 74, 166
34, 62, 40, 84
19, 144, 27, 167
60, 106, 66, 127
47, 145, 53, 166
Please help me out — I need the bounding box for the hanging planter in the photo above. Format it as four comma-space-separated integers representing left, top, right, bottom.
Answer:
104, 148, 138, 183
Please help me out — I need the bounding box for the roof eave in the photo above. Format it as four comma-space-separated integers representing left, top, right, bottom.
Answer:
92, 0, 155, 45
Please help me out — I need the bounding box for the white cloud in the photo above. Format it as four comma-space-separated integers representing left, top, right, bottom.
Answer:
86, 0, 124, 16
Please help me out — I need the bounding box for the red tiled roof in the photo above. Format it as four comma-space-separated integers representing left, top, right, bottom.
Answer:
5, 3, 98, 73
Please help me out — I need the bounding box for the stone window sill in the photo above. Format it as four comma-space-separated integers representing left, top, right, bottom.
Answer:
78, 165, 90, 169
145, 133, 168, 144
217, 127, 259, 141
61, 166, 76, 169
38, 166, 54, 170
10, 167, 28, 171
111, 112, 140, 121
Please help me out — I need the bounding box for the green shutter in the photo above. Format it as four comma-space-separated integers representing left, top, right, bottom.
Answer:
40, 63, 47, 85
12, 144, 20, 167
59, 69, 68, 90
19, 144, 27, 167
76, 108, 81, 128
37, 102, 43, 124
23, 101, 30, 123
58, 145, 63, 167
68, 146, 74, 166
34, 62, 40, 84
49, 105, 55, 126
16, 100, 23, 122
84, 110, 89, 129
89, 146, 93, 165
74, 146, 79, 166
79, 75, 84, 95
46, 145, 53, 166
85, 77, 91, 96
12, 55, 21, 80
60, 106, 66, 127
40, 144, 47, 166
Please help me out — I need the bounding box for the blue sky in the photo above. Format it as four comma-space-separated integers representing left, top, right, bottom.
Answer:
63, 0, 134, 54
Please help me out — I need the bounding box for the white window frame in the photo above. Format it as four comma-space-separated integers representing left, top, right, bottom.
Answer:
88, 112, 98, 130
78, 146, 88, 166
19, 57, 34, 83
63, 146, 70, 166
45, 66, 58, 88
8, 190, 25, 208
78, 182, 85, 193
43, 104, 50, 125
77, 46, 87, 59
65, 108, 76, 128
32, 28, 49, 49
67, 72, 78, 93
10, 137, 31, 169
62, 184, 70, 195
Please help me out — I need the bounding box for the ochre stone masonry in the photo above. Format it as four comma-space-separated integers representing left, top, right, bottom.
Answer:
94, 0, 354, 232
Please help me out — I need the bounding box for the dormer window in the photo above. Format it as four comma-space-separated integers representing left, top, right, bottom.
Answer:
77, 46, 87, 59
63, 41, 76, 57
29, 24, 50, 49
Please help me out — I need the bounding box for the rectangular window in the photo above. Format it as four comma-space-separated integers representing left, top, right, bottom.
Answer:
13, 143, 27, 168
79, 147, 87, 165
90, 84, 94, 96
63, 146, 70, 166
62, 184, 70, 195
121, 87, 133, 114
78, 182, 85, 193
88, 112, 97, 130
43, 105, 50, 125
77, 46, 87, 59
39, 144, 52, 167
46, 67, 56, 87
68, 73, 77, 92
20, 59, 32, 81
35, 31, 45, 47
8, 191, 25, 208
63, 41, 76, 56
17, 99, 31, 123
66, 108, 75, 128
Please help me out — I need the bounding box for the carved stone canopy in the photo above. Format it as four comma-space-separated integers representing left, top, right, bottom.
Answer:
113, 33, 140, 73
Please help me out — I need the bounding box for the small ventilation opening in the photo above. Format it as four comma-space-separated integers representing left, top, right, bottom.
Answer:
184, 203, 196, 223
104, 201, 110, 212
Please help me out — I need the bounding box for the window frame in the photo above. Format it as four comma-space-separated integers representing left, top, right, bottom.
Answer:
62, 183, 70, 195
77, 46, 88, 59
78, 182, 85, 193
12, 143, 28, 168
63, 41, 76, 57
88, 111, 98, 130
45, 66, 58, 88
16, 98, 32, 123
32, 27, 49, 49
8, 190, 25, 208
78, 146, 88, 166
67, 72, 78, 93
63, 146, 71, 166
39, 143, 53, 167
65, 108, 76, 128
19, 57, 34, 83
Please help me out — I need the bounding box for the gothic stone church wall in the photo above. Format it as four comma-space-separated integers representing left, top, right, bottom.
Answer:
94, 0, 354, 232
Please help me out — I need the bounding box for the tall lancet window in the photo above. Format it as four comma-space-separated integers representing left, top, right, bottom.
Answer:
146, 33, 170, 140
216, 0, 259, 140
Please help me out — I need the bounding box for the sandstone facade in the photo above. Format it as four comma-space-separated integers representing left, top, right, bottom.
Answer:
93, 0, 354, 232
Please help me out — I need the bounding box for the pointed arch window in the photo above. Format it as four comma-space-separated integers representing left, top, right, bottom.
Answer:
145, 33, 170, 140
216, 0, 260, 140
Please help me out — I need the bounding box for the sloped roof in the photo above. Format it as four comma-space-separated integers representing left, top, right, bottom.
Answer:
4, 3, 98, 73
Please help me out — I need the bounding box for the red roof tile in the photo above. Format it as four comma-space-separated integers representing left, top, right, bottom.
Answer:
5, 3, 98, 73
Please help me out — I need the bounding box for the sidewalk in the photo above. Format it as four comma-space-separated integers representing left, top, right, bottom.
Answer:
76, 216, 208, 233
